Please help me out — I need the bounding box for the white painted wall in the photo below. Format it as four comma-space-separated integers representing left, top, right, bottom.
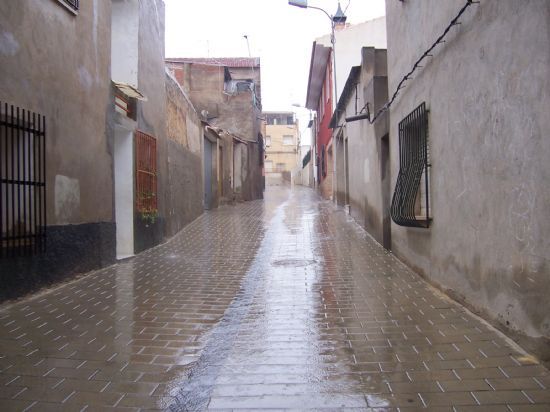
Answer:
111, 0, 139, 87
317, 17, 387, 103
114, 126, 134, 259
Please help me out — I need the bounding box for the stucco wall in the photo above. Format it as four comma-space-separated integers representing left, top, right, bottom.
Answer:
167, 62, 264, 202
0, 1, 117, 300
317, 17, 387, 103
134, 0, 167, 253
265, 123, 299, 173
165, 72, 203, 237
0, 0, 113, 226
386, 0, 550, 358
338, 49, 389, 247
217, 135, 234, 204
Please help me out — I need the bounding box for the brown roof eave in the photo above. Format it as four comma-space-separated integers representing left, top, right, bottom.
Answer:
305, 43, 331, 111
305, 41, 318, 110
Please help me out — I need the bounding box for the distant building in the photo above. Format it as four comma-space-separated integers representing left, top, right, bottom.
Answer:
305, 16, 387, 200
263, 112, 299, 185
292, 144, 314, 188
166, 58, 264, 203
330, 48, 390, 248
316, 17, 387, 104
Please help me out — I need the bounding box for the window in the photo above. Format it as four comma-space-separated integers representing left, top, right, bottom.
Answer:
287, 116, 294, 125
302, 150, 311, 168
265, 160, 273, 172
390, 102, 431, 228
1, 102, 46, 257
265, 136, 271, 146
62, 0, 79, 10
282, 135, 294, 146
114, 86, 137, 120
276, 163, 286, 172
56, 0, 79, 13
135, 131, 157, 215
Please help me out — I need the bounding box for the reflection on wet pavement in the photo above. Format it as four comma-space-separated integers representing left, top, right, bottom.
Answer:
0, 186, 549, 411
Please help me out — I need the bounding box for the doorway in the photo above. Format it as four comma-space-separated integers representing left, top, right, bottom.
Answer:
204, 137, 213, 209
218, 144, 223, 198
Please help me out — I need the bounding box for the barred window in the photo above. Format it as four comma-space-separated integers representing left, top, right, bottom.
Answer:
56, 0, 79, 13
63, 0, 79, 10
390, 102, 431, 228
135, 131, 157, 214
1, 102, 46, 257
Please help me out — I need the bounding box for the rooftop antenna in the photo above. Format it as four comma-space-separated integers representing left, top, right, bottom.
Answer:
242, 35, 261, 115
243, 34, 252, 57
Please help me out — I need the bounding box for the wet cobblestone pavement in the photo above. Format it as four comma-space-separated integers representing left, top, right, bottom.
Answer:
0, 186, 549, 411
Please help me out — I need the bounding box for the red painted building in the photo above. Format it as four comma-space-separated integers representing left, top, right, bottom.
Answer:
306, 42, 334, 199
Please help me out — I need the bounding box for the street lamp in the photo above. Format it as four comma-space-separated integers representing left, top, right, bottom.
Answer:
288, 1, 346, 114
288, 0, 307, 8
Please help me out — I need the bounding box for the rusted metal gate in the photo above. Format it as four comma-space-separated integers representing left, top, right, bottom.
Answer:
0, 101, 46, 257
135, 131, 157, 214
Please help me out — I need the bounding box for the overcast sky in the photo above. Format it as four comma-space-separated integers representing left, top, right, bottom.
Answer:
165, 0, 386, 144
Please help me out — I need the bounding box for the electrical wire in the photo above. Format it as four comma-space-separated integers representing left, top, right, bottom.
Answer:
368, 0, 479, 124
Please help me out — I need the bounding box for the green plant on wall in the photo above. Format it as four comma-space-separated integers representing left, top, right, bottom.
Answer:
138, 190, 156, 201
140, 208, 158, 225
138, 190, 158, 225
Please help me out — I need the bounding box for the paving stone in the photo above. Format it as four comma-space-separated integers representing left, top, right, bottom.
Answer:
439, 378, 492, 392
0, 186, 548, 410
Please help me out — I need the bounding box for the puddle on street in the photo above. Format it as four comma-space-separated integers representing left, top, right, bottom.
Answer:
168, 187, 371, 410
1, 186, 545, 411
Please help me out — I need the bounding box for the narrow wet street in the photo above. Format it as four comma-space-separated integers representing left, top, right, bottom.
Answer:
0, 186, 549, 411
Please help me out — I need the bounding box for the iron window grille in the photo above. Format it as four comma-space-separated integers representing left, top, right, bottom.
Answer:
61, 0, 79, 11
390, 102, 431, 228
1, 102, 46, 257
302, 150, 311, 168
135, 131, 157, 214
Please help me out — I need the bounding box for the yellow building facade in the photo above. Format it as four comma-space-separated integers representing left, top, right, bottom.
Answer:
264, 112, 299, 185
